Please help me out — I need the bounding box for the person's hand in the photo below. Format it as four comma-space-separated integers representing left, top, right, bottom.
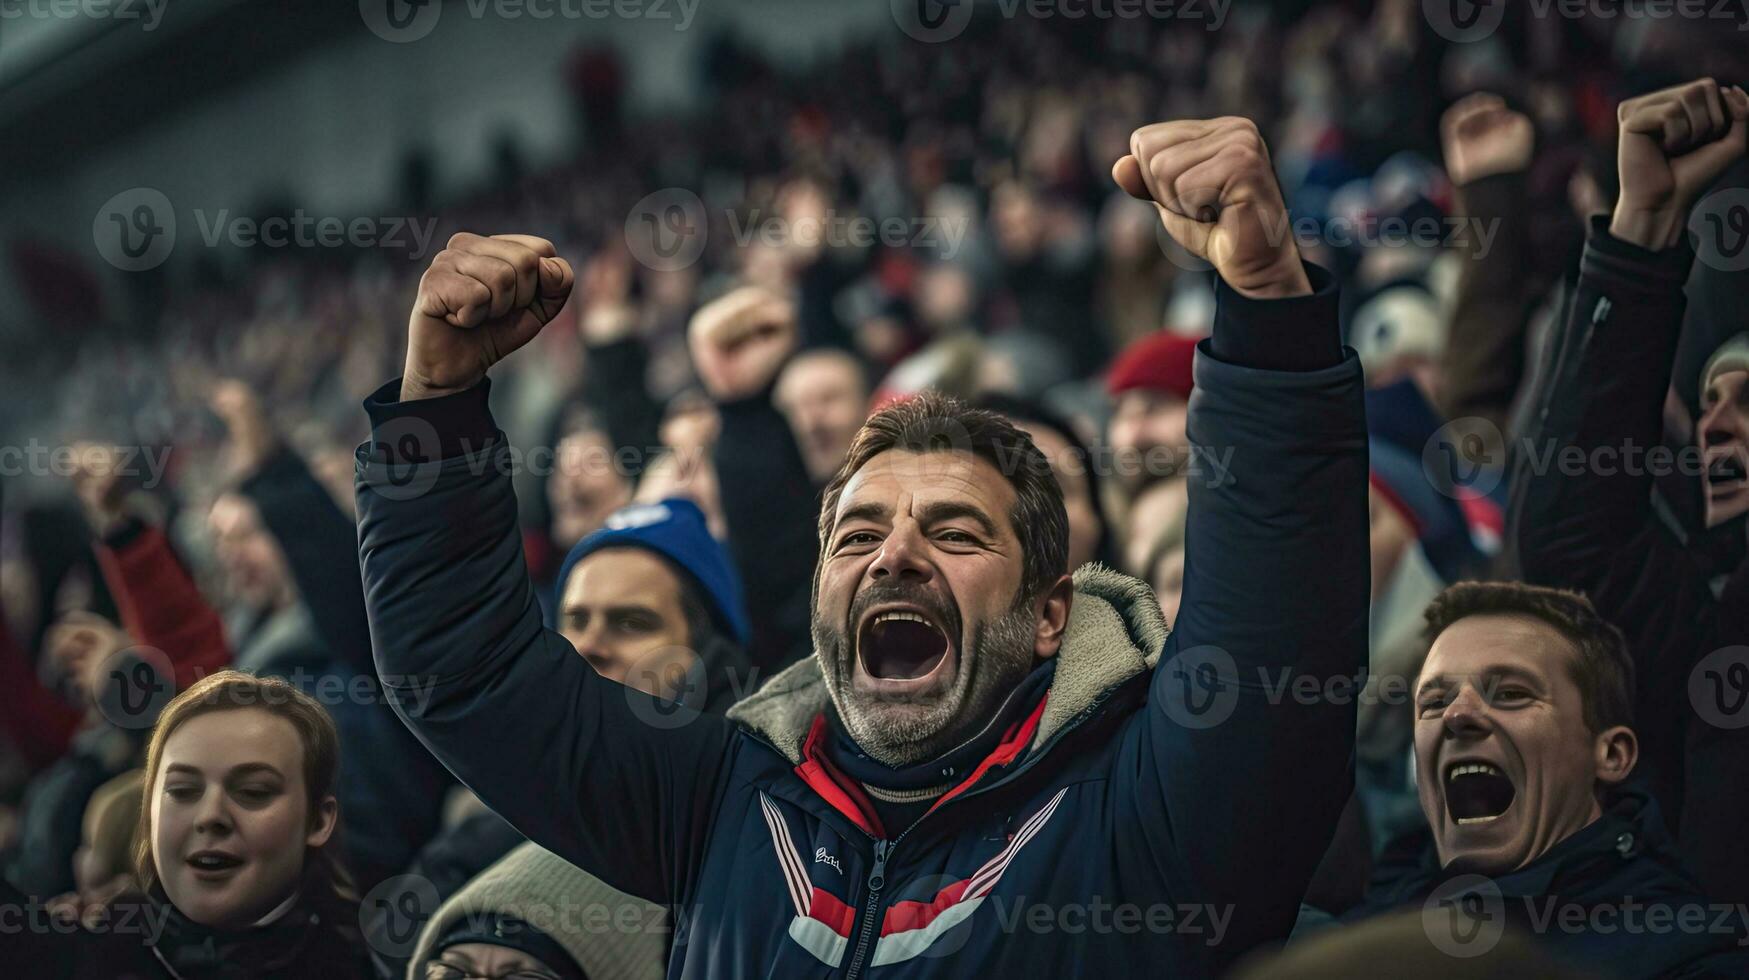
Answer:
1441, 93, 1534, 186
1112, 117, 1310, 299
209, 379, 277, 480
687, 286, 798, 401
402, 233, 575, 402
43, 611, 130, 708
1611, 79, 1749, 250
68, 443, 132, 537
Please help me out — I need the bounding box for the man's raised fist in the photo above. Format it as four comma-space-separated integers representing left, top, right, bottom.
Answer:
1441, 93, 1534, 187
1112, 117, 1310, 299
402, 233, 575, 402
1611, 79, 1749, 250
687, 286, 798, 402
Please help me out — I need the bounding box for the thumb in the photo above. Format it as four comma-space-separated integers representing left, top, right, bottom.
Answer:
1112, 155, 1151, 201
537, 256, 575, 303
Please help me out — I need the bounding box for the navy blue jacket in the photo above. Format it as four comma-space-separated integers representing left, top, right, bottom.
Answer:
357, 270, 1369, 977
1352, 790, 1749, 978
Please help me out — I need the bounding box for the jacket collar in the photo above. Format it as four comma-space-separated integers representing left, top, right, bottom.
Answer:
726, 563, 1168, 765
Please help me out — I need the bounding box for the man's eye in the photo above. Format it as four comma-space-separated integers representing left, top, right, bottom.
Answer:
840, 531, 880, 547
1492, 688, 1531, 704
936, 530, 975, 544
1416, 694, 1449, 715
615, 616, 657, 633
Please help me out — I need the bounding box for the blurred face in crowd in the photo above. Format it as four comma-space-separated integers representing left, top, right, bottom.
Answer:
814, 449, 1062, 765
1014, 422, 1102, 571
549, 429, 632, 549
1698, 367, 1749, 528
207, 493, 294, 612
1414, 615, 1636, 875
1150, 547, 1185, 628
559, 548, 699, 700
776, 351, 868, 483
152, 708, 335, 927
427, 943, 561, 980
1107, 389, 1190, 494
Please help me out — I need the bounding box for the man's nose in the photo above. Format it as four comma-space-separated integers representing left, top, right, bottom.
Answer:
1442, 685, 1492, 738
869, 521, 934, 583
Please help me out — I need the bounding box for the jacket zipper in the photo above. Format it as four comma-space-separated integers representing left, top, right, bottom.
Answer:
842, 838, 894, 980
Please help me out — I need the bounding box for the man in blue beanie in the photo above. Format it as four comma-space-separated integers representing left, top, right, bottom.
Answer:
553, 497, 752, 711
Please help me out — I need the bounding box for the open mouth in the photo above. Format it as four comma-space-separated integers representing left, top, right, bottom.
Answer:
1706, 452, 1746, 494
857, 608, 952, 681
1444, 761, 1516, 825
187, 851, 244, 877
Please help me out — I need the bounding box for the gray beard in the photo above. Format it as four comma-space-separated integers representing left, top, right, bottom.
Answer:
813, 604, 1040, 767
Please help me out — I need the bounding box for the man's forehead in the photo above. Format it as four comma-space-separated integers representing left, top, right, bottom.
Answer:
1419, 614, 1571, 687
835, 449, 1016, 520
564, 548, 683, 604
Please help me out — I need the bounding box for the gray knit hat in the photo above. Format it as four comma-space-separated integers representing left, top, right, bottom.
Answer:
407, 843, 668, 980
1702, 332, 1749, 396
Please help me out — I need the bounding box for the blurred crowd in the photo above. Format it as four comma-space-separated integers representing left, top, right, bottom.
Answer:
4, 1, 1749, 977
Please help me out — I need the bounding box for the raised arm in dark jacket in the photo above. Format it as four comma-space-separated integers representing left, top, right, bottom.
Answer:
358, 379, 739, 903
1126, 263, 1371, 962
1510, 220, 1749, 903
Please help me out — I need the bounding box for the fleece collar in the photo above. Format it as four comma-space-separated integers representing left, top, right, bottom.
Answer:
726, 563, 1169, 765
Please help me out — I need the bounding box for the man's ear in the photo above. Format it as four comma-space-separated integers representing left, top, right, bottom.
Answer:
306, 795, 339, 849
1593, 725, 1638, 787
1033, 574, 1075, 659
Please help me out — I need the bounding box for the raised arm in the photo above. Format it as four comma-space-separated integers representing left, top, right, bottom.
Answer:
1514, 81, 1746, 594
1112, 117, 1370, 962
1435, 93, 1540, 435
360, 233, 737, 903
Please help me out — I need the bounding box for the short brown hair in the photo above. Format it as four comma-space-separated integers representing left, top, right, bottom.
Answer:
1422, 582, 1634, 733
134, 671, 357, 912
818, 392, 1069, 605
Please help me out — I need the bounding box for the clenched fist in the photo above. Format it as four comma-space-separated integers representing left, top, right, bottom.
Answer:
1611, 79, 1749, 250
1441, 93, 1534, 186
687, 286, 798, 402
403, 233, 575, 402
1112, 117, 1310, 299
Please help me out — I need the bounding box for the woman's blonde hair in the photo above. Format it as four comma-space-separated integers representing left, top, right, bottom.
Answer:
132, 670, 357, 915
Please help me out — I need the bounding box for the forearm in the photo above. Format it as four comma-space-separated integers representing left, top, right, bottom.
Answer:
1512, 219, 1692, 584
1437, 173, 1535, 428
581, 337, 663, 466
95, 523, 231, 688
356, 379, 735, 901
241, 447, 373, 670
1152, 264, 1370, 952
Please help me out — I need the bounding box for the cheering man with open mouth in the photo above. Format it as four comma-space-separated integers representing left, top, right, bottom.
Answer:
356, 114, 1368, 977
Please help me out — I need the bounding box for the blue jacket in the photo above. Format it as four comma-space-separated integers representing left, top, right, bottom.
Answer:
356, 273, 1370, 977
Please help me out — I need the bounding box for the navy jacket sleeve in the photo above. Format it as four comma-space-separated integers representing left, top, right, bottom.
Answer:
1510, 222, 1749, 905
1129, 263, 1370, 963
356, 379, 739, 904
241, 447, 374, 671
714, 387, 819, 671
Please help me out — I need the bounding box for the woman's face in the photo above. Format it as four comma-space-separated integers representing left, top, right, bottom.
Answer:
151, 708, 335, 928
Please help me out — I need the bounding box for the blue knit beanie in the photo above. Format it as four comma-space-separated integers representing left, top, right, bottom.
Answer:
555, 498, 751, 647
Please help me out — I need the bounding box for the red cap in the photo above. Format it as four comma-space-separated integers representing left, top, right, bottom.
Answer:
1106, 332, 1201, 401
